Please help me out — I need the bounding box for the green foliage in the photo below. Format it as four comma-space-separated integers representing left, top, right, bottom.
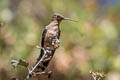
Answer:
11, 59, 29, 68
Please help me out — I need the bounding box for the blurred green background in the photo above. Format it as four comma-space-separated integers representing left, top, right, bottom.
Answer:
0, 0, 120, 80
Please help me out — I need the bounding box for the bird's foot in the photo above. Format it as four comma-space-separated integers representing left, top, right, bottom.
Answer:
52, 39, 60, 48
45, 47, 52, 54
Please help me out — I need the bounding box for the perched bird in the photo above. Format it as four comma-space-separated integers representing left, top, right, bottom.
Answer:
37, 13, 77, 71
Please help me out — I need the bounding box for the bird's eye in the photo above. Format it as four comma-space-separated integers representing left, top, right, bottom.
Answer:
57, 16, 60, 19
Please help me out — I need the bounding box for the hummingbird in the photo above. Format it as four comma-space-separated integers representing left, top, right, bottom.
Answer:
37, 13, 77, 71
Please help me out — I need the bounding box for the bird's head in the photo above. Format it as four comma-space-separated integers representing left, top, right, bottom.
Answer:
52, 13, 77, 22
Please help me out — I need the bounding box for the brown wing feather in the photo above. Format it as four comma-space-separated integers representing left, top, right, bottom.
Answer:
37, 27, 47, 61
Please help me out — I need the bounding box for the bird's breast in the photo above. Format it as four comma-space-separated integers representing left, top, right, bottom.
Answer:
43, 29, 59, 50
46, 29, 58, 37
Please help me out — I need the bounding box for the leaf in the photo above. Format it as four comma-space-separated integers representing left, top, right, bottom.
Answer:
18, 59, 29, 68
11, 59, 29, 68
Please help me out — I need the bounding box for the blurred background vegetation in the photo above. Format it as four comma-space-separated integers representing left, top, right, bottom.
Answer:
0, 0, 120, 80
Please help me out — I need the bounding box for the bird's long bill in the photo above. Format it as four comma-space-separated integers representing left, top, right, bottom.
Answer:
64, 17, 78, 22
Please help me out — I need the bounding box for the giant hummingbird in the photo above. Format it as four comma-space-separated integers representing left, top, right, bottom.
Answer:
37, 13, 77, 71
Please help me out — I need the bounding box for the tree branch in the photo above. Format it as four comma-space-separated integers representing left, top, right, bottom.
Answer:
26, 46, 48, 80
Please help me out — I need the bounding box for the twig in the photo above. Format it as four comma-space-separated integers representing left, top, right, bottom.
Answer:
33, 71, 52, 76
26, 46, 47, 80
